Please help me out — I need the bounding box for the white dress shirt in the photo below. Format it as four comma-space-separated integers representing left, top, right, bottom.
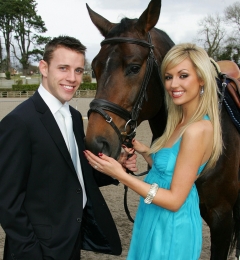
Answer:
38, 84, 87, 207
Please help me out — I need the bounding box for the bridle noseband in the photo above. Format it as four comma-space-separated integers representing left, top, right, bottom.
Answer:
88, 32, 162, 148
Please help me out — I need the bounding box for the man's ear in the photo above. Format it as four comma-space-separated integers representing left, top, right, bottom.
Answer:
39, 60, 48, 77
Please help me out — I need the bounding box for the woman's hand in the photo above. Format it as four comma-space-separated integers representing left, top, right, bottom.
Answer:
129, 139, 152, 166
131, 139, 150, 155
84, 150, 127, 179
119, 146, 138, 172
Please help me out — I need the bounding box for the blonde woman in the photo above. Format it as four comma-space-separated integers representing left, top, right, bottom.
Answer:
84, 43, 222, 259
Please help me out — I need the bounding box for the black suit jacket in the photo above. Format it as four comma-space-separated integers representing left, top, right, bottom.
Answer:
0, 91, 121, 260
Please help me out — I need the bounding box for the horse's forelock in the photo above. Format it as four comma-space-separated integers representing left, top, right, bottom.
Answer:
107, 18, 138, 37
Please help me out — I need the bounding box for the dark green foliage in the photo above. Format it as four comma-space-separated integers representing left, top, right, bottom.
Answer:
82, 74, 92, 83
80, 83, 97, 90
11, 83, 97, 91
0, 88, 12, 91
216, 44, 240, 67
15, 79, 23, 85
5, 71, 11, 79
0, 0, 50, 74
0, 0, 15, 71
12, 0, 50, 74
12, 84, 39, 91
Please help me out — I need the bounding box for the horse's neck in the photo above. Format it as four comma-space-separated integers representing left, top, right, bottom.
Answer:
146, 29, 173, 143
148, 103, 167, 143
151, 28, 175, 60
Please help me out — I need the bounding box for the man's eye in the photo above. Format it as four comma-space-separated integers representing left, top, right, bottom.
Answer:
76, 69, 84, 74
59, 67, 67, 71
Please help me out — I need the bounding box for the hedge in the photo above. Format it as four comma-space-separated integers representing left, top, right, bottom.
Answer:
11, 82, 97, 91
80, 83, 97, 90
12, 84, 39, 91
0, 88, 13, 91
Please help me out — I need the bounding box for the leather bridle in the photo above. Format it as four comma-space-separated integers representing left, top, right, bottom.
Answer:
87, 32, 162, 149
87, 33, 164, 223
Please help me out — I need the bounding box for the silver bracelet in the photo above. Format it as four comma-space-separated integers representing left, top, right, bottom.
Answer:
144, 183, 159, 204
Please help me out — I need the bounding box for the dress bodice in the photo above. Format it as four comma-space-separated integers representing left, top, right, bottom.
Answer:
150, 136, 207, 185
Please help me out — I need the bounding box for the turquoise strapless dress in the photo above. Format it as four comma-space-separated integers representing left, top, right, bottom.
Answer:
127, 118, 209, 260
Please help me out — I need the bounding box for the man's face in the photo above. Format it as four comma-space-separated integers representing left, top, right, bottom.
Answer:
39, 47, 85, 103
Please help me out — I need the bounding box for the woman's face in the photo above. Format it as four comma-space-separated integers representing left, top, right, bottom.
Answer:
164, 58, 204, 110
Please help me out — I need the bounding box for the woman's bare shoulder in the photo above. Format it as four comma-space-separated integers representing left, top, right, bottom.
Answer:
183, 120, 213, 141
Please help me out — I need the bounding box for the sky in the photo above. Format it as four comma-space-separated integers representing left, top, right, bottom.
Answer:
36, 0, 236, 63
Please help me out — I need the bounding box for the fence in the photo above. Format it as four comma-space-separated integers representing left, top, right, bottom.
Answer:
0, 96, 95, 121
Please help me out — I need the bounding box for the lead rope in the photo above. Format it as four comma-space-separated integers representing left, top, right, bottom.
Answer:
124, 150, 149, 222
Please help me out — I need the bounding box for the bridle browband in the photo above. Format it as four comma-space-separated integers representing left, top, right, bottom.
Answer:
88, 32, 162, 148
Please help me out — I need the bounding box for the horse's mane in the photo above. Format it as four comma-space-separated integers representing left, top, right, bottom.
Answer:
210, 58, 221, 75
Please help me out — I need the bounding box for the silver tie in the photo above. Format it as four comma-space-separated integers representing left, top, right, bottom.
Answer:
59, 105, 87, 207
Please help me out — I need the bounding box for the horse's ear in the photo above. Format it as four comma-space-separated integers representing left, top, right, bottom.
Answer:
136, 0, 161, 33
86, 4, 116, 37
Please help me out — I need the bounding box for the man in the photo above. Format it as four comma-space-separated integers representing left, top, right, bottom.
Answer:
0, 36, 136, 260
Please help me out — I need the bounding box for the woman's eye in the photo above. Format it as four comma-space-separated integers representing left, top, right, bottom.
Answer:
180, 74, 188, 78
164, 75, 172, 80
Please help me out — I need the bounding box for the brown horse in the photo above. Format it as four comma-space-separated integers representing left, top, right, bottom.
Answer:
85, 0, 240, 259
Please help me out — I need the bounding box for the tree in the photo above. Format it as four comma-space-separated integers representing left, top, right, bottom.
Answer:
223, 2, 240, 65
224, 2, 240, 32
0, 0, 16, 72
217, 37, 240, 66
11, 0, 50, 75
197, 14, 226, 59
84, 58, 92, 72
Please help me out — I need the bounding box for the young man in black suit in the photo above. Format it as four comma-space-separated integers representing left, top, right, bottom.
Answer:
0, 36, 137, 260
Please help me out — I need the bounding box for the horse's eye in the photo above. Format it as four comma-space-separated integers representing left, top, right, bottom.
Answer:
126, 65, 140, 75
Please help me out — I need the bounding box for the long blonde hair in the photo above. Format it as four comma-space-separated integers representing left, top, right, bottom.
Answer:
150, 43, 222, 173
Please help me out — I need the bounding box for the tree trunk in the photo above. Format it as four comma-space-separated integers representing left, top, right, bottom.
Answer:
0, 38, 2, 64
5, 39, 11, 72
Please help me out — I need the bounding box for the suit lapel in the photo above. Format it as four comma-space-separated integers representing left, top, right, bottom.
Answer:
31, 92, 76, 174
71, 109, 86, 164
71, 108, 91, 178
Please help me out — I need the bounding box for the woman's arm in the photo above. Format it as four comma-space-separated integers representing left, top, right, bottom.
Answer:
84, 120, 213, 211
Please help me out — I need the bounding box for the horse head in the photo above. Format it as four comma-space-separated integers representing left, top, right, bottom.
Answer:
85, 0, 174, 159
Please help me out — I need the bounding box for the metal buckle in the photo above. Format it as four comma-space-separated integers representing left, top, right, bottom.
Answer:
106, 117, 112, 123
124, 119, 137, 137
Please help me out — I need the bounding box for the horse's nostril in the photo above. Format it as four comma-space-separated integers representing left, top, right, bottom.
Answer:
85, 135, 120, 159
101, 141, 110, 156
85, 136, 111, 156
